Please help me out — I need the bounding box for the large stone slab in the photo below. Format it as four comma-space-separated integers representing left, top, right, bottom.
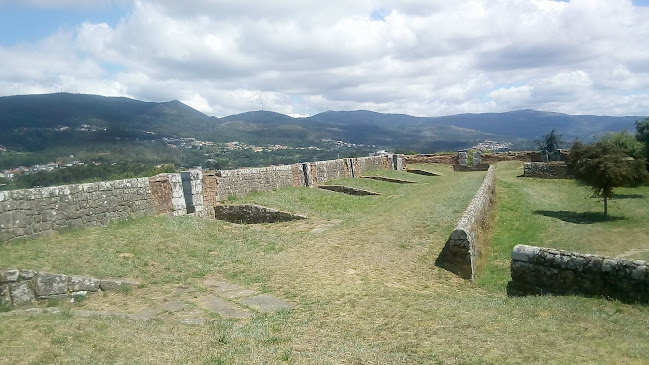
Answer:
202, 296, 251, 319
239, 294, 295, 313
69, 276, 100, 292
9, 281, 35, 306
362, 176, 416, 184
0, 269, 19, 283
34, 272, 68, 298
99, 279, 140, 291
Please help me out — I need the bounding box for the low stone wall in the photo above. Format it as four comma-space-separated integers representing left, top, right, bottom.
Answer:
1, 155, 404, 242
362, 176, 415, 184
435, 165, 496, 280
214, 204, 307, 224
452, 163, 490, 172
523, 162, 571, 179
0, 178, 154, 242
403, 154, 457, 165
0, 268, 139, 307
406, 169, 439, 176
507, 245, 649, 303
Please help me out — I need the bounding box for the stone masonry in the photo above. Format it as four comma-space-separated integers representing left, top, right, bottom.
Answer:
0, 178, 154, 242
523, 162, 571, 179
435, 165, 496, 280
508, 245, 649, 303
0, 268, 139, 307
0, 155, 404, 242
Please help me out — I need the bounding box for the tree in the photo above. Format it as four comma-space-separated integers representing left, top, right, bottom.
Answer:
635, 117, 649, 160
537, 128, 563, 151
599, 130, 645, 159
567, 141, 649, 216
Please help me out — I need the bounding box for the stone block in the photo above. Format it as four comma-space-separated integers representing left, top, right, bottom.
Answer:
34, 272, 69, 298
69, 276, 100, 292
10, 281, 35, 306
19, 270, 36, 280
0, 284, 10, 306
0, 269, 19, 283
511, 245, 541, 263
99, 279, 139, 291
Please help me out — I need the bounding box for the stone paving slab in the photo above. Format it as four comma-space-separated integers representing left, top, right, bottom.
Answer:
162, 300, 187, 312
239, 294, 295, 312
202, 296, 252, 319
218, 288, 258, 299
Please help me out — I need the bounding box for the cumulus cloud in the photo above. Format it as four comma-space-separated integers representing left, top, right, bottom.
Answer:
1, 0, 649, 117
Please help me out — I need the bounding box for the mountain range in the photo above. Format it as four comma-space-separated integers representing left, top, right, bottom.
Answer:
0, 93, 644, 152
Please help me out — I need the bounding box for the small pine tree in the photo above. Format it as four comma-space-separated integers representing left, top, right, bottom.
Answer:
567, 141, 649, 216
537, 128, 563, 152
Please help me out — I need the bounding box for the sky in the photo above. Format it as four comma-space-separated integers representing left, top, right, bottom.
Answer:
0, 0, 648, 118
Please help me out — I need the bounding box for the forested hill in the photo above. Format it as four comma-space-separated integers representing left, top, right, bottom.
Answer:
0, 93, 644, 152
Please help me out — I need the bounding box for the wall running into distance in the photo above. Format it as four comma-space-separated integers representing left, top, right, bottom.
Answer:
0, 155, 404, 242
435, 165, 496, 280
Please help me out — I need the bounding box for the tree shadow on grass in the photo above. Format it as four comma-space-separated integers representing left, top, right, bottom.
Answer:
614, 194, 645, 199
533, 210, 626, 224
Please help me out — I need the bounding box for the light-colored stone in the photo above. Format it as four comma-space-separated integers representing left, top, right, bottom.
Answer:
10, 281, 35, 306
99, 279, 139, 291
34, 272, 68, 298
202, 296, 251, 319
0, 269, 19, 283
69, 276, 100, 292
239, 294, 295, 312
19, 270, 36, 280
512, 245, 541, 262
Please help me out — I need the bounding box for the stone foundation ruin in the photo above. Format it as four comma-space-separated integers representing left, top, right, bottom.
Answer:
318, 185, 381, 196
508, 245, 649, 303
214, 205, 307, 224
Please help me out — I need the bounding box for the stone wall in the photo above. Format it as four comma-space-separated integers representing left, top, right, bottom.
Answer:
403, 154, 458, 165
508, 245, 649, 303
435, 165, 496, 280
523, 162, 571, 179
0, 268, 139, 307
0, 155, 404, 242
0, 178, 154, 242
215, 164, 301, 202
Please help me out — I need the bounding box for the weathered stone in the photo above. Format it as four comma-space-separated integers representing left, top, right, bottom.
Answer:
10, 281, 35, 306
34, 272, 69, 298
0, 269, 19, 283
99, 279, 139, 291
0, 284, 11, 306
239, 294, 295, 312
202, 296, 251, 319
19, 270, 36, 280
69, 276, 100, 292
511, 245, 541, 263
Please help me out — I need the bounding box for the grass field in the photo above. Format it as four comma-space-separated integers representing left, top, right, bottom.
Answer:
1, 162, 648, 364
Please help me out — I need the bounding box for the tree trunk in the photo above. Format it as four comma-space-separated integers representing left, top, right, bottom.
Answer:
604, 197, 608, 216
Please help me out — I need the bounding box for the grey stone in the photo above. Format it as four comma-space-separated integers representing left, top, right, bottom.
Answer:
99, 279, 139, 291
202, 296, 251, 319
0, 269, 19, 283
69, 276, 100, 292
34, 272, 68, 297
0, 284, 11, 306
512, 245, 541, 263
239, 294, 295, 313
132, 307, 164, 320
180, 318, 206, 325
10, 281, 35, 306
162, 301, 187, 312
19, 270, 36, 280
218, 289, 258, 299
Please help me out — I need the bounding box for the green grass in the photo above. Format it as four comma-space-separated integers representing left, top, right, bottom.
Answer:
1, 163, 649, 364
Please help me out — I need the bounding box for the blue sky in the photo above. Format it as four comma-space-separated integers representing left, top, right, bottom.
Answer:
0, 0, 648, 117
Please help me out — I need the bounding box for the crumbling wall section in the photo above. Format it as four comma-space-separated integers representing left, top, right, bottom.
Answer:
523, 162, 571, 179
508, 245, 649, 303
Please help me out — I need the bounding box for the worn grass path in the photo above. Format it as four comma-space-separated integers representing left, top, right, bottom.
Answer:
1, 163, 649, 364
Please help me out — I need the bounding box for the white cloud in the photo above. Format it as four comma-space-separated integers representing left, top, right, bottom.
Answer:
1, 0, 649, 117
